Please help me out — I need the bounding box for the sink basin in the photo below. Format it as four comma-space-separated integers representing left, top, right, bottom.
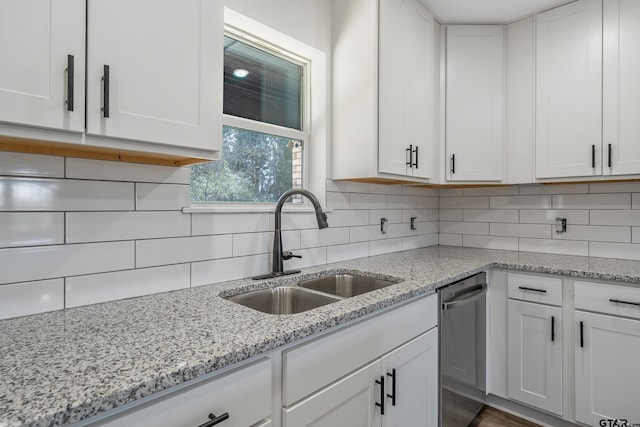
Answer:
227, 286, 342, 315
298, 273, 399, 298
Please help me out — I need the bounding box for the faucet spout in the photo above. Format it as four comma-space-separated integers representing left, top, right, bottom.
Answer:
253, 189, 329, 280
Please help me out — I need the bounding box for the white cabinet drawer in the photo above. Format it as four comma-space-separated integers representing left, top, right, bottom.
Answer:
507, 273, 562, 306
575, 280, 640, 320
282, 294, 437, 406
93, 358, 271, 427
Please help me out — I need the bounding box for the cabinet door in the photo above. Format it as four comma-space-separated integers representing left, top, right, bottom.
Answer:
381, 328, 438, 427
445, 25, 504, 182
282, 360, 382, 427
0, 0, 85, 132
603, 0, 640, 176
575, 311, 640, 426
379, 0, 434, 179
535, 0, 602, 179
507, 300, 563, 416
86, 0, 222, 151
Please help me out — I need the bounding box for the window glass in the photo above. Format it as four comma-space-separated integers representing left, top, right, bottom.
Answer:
224, 36, 303, 130
191, 126, 303, 203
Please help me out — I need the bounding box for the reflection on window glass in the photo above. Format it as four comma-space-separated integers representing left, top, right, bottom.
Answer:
224, 36, 302, 130
191, 126, 303, 203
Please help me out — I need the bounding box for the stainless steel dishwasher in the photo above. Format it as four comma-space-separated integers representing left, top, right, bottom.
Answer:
438, 272, 487, 427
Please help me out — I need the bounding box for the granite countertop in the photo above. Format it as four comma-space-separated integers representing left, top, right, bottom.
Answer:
2, 245, 640, 427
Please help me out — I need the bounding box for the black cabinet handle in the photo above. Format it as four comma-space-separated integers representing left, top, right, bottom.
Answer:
197, 412, 229, 427
450, 154, 455, 174
579, 321, 584, 348
608, 143, 612, 168
102, 65, 110, 118
551, 316, 555, 342
387, 369, 396, 406
413, 146, 419, 168
406, 145, 413, 168
591, 144, 596, 168
609, 298, 640, 307
66, 55, 74, 111
518, 286, 547, 293
375, 375, 385, 415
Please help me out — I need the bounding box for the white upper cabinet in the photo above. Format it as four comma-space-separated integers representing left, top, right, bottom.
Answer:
535, 0, 603, 179
445, 25, 504, 182
331, 0, 437, 183
602, 0, 640, 176
379, 0, 434, 179
0, 0, 85, 133
86, 0, 221, 152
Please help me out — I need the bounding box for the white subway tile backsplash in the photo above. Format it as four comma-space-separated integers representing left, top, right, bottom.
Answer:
490, 223, 551, 239
0, 178, 134, 211
326, 191, 350, 209
589, 182, 640, 193
285, 247, 327, 270
490, 195, 551, 209
301, 227, 349, 248
462, 186, 518, 196
439, 188, 462, 197
439, 221, 489, 235
0, 242, 134, 284
552, 193, 630, 210
519, 209, 589, 225
633, 193, 640, 209
193, 213, 269, 235
386, 223, 417, 239
402, 186, 437, 197
66, 211, 190, 243
327, 242, 369, 263
326, 209, 369, 227
370, 238, 403, 256
350, 193, 387, 209
136, 183, 190, 211
634, 228, 640, 244
403, 209, 438, 222
553, 225, 630, 243
0, 279, 63, 319
439, 209, 463, 221
439, 234, 462, 246
136, 235, 232, 268
326, 180, 369, 193
462, 235, 518, 251
416, 196, 439, 209
590, 210, 640, 226
232, 232, 270, 257
370, 184, 403, 195
370, 209, 403, 224
402, 234, 438, 250
191, 254, 270, 286
66, 158, 191, 184
519, 238, 588, 256
518, 184, 588, 195
589, 242, 640, 261
65, 265, 190, 308
387, 195, 417, 209
278, 211, 325, 231
0, 213, 64, 247
463, 209, 518, 223
350, 225, 386, 243
0, 152, 64, 178
440, 196, 489, 209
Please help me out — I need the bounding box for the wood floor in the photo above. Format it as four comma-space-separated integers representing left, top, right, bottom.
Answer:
468, 406, 542, 427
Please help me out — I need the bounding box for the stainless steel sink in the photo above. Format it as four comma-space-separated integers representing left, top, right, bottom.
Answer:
298, 273, 399, 298
227, 286, 342, 315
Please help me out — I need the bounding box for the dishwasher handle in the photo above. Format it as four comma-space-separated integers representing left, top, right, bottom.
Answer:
442, 283, 487, 310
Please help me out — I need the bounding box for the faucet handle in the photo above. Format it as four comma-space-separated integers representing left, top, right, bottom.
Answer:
283, 251, 302, 260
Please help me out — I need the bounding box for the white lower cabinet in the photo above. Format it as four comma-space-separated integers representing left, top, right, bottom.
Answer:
574, 280, 640, 426
90, 358, 272, 427
507, 300, 563, 416
282, 329, 438, 427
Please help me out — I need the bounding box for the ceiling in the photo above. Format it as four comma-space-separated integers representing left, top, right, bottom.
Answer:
419, 0, 574, 24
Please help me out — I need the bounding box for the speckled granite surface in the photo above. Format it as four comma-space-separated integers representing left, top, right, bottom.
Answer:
2, 246, 640, 427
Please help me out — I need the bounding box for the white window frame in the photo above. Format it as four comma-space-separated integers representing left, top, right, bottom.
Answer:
186, 7, 327, 213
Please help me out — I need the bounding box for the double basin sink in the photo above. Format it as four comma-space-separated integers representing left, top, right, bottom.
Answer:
227, 272, 401, 315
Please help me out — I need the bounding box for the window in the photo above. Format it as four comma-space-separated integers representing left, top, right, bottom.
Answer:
191, 31, 309, 204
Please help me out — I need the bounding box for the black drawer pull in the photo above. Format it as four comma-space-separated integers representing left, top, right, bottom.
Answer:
591, 144, 596, 168
413, 146, 419, 168
102, 64, 110, 118
387, 368, 396, 406
406, 145, 413, 168
609, 298, 640, 307
551, 316, 555, 342
450, 154, 455, 174
518, 286, 547, 293
608, 143, 612, 168
580, 321, 584, 348
375, 375, 385, 415
66, 55, 74, 111
197, 412, 229, 427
